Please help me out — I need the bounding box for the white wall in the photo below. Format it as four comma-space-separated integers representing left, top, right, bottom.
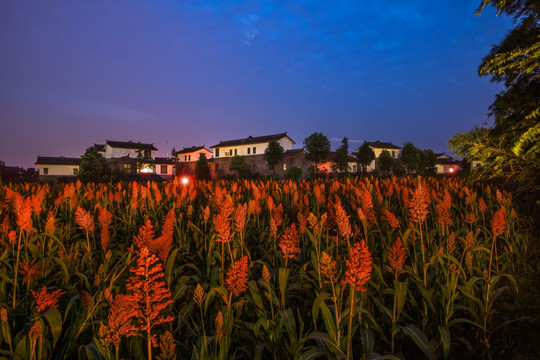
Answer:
368, 147, 400, 171
214, 138, 294, 158
177, 149, 212, 162
39, 165, 79, 176
105, 144, 155, 159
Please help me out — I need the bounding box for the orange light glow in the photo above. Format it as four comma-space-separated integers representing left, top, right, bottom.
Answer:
449, 168, 454, 173
181, 177, 189, 185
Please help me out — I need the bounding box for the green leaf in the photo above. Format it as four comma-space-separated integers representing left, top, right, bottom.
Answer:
278, 267, 290, 308
43, 307, 63, 348
279, 308, 297, 345
439, 325, 451, 359
394, 280, 408, 319
299, 347, 327, 360
306, 332, 346, 359
318, 301, 338, 344
311, 293, 331, 331
248, 281, 264, 310
402, 325, 437, 360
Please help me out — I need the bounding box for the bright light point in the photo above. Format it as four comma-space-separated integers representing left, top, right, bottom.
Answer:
181, 177, 189, 185
449, 168, 454, 173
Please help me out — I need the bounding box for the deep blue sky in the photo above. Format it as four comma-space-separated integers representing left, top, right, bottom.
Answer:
0, 1, 512, 168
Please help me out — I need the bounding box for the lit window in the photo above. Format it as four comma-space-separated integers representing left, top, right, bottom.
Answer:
283, 163, 287, 171
43, 168, 48, 175
161, 165, 168, 174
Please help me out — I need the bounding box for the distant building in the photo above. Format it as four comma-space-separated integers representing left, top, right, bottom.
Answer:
35, 156, 81, 182
173, 146, 213, 177
317, 152, 357, 174
435, 153, 461, 174
355, 141, 401, 172
210, 132, 310, 177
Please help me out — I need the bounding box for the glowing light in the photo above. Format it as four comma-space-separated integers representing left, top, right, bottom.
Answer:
181, 177, 189, 185
449, 168, 454, 173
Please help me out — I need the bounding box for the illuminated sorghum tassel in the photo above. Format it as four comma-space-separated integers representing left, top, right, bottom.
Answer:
98, 207, 113, 250
491, 207, 506, 238
31, 287, 65, 313
75, 206, 95, 232
279, 223, 300, 262
387, 237, 406, 280
225, 256, 249, 297
342, 240, 372, 292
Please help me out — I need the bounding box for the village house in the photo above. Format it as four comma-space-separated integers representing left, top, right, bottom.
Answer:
35, 156, 82, 182
317, 152, 358, 174
355, 141, 401, 172
36, 140, 176, 182
210, 132, 311, 177
173, 146, 213, 176
435, 153, 461, 174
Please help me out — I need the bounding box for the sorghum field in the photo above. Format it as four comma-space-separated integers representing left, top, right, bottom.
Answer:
0, 177, 532, 359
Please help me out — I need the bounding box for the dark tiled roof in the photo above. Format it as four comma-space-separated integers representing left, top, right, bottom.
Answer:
174, 146, 208, 154
436, 153, 453, 160
153, 157, 176, 164
35, 156, 81, 166
355, 141, 401, 151
365, 141, 401, 150
94, 144, 106, 152
436, 158, 460, 165
210, 132, 294, 148
105, 140, 157, 151
283, 149, 305, 159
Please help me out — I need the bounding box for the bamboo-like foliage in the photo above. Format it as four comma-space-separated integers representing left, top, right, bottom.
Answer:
0, 177, 530, 359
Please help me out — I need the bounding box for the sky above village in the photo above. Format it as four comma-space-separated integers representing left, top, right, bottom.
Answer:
0, 0, 513, 168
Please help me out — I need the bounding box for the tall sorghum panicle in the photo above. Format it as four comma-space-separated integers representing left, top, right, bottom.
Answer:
387, 237, 407, 281
279, 223, 300, 266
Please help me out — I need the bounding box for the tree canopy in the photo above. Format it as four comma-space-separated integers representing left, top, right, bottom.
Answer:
400, 142, 421, 174
264, 141, 284, 173
229, 156, 251, 178
333, 137, 350, 173
78, 146, 110, 183
195, 153, 212, 180
450, 0, 540, 191
377, 150, 394, 174
356, 143, 375, 173
303, 132, 331, 175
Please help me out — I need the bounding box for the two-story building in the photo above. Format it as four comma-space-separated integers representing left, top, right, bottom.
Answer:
435, 153, 461, 175
211, 132, 310, 177
355, 141, 402, 172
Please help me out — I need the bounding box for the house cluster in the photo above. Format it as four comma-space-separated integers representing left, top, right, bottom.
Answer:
35, 132, 461, 182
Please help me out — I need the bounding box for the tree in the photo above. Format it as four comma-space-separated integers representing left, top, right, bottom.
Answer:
78, 146, 110, 183
356, 143, 376, 173
303, 132, 331, 176
377, 150, 394, 175
229, 156, 251, 178
400, 142, 421, 174
419, 149, 437, 176
333, 137, 350, 174
393, 158, 406, 177
264, 141, 284, 175
450, 0, 540, 191
285, 166, 302, 180
195, 153, 212, 180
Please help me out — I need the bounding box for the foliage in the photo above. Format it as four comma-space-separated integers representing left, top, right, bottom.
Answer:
303, 132, 331, 174
356, 143, 375, 173
284, 166, 302, 180
195, 153, 212, 180
393, 157, 406, 177
450, 0, 540, 192
401, 142, 421, 174
229, 155, 251, 178
377, 149, 394, 174
264, 141, 285, 173
333, 137, 350, 173
419, 149, 437, 176
78, 146, 110, 183
0, 177, 533, 359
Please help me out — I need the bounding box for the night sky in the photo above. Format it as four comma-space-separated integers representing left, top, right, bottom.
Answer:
0, 1, 512, 169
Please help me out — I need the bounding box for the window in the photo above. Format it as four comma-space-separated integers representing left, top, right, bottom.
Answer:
391, 151, 395, 157
73, 168, 78, 175
188, 155, 191, 161
124, 163, 135, 173
253, 147, 256, 154
234, 149, 237, 156
161, 165, 168, 174
144, 150, 151, 159
283, 163, 287, 171
247, 148, 251, 155
215, 148, 220, 157
43, 167, 48, 175
184, 156, 187, 161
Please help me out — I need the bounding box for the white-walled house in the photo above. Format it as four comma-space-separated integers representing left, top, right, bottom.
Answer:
355, 141, 402, 172
435, 153, 460, 174
211, 132, 295, 158
174, 146, 212, 162
35, 156, 81, 182
104, 140, 157, 160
